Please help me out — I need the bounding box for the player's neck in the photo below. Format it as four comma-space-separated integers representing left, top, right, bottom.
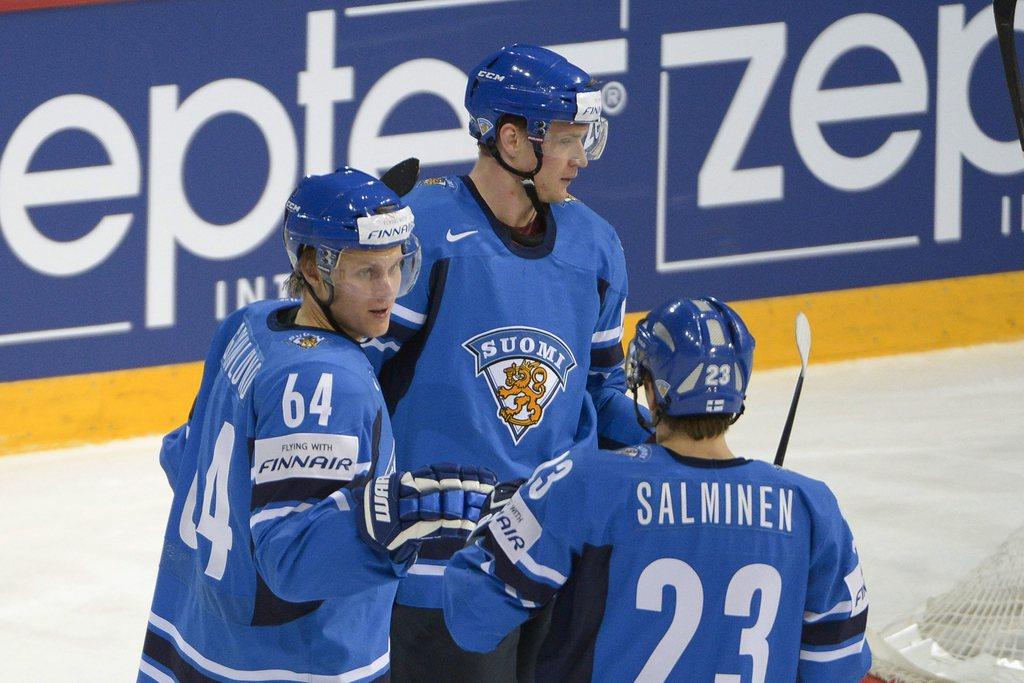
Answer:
295, 297, 359, 340
469, 157, 537, 228
657, 428, 736, 461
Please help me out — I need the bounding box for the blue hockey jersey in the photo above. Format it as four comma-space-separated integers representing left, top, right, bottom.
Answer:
364, 175, 651, 607
444, 444, 872, 682
139, 299, 401, 683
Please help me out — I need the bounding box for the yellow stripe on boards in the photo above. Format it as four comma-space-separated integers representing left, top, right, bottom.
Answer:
0, 361, 202, 456
1, 270, 1021, 456
622, 270, 1024, 369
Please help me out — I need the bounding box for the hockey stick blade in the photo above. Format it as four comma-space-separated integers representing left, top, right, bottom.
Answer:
994, 0, 1024, 152
774, 313, 811, 467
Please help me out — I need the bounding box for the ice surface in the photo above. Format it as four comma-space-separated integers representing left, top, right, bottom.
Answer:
1, 341, 1021, 681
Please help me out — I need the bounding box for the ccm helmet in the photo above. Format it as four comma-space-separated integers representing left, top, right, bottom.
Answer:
465, 44, 608, 188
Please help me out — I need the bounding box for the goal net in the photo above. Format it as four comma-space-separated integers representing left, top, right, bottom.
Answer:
867, 525, 1024, 682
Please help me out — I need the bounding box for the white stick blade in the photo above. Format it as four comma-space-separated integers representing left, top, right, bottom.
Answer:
795, 312, 811, 369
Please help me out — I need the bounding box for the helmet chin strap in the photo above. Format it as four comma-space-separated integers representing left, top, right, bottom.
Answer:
301, 274, 367, 342
486, 138, 547, 216
631, 384, 658, 435
630, 380, 745, 435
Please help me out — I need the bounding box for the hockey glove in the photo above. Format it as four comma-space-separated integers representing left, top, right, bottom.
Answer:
356, 463, 496, 563
467, 478, 526, 544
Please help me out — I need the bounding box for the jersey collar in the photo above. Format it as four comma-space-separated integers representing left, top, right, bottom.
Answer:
461, 175, 557, 259
267, 304, 364, 348
660, 445, 750, 468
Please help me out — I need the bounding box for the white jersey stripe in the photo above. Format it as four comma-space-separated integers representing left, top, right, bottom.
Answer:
591, 325, 623, 344
408, 562, 446, 576
799, 637, 866, 662
329, 489, 351, 511
391, 303, 426, 326
518, 551, 568, 586
804, 600, 852, 622
249, 503, 312, 529
139, 659, 175, 683
147, 612, 390, 681
362, 338, 400, 353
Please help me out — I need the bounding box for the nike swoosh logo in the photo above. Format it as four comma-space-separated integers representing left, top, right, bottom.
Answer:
446, 228, 478, 243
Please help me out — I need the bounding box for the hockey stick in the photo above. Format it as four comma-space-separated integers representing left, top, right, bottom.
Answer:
994, 0, 1024, 152
774, 312, 811, 467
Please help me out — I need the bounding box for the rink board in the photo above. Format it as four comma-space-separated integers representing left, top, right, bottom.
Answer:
1, 0, 1022, 452
2, 270, 1021, 455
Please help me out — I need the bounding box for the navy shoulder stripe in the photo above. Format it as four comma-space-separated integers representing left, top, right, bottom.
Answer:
536, 544, 612, 683
481, 535, 558, 604
380, 258, 451, 415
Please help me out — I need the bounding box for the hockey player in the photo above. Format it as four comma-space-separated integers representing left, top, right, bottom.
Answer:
443, 297, 873, 682
364, 44, 652, 681
138, 166, 496, 682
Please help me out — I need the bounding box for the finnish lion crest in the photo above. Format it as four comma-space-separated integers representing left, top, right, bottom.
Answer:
463, 327, 577, 443
498, 360, 548, 426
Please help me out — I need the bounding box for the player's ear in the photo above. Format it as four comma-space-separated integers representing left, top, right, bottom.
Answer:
298, 248, 324, 292
497, 121, 523, 158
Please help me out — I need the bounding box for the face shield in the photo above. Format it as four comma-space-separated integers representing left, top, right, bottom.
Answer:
316, 234, 421, 302
537, 90, 608, 162
539, 119, 608, 162
625, 334, 645, 393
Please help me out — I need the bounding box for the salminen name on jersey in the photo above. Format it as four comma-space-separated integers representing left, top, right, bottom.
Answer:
221, 322, 263, 399
635, 480, 794, 533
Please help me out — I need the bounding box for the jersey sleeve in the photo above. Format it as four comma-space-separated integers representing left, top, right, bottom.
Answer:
248, 361, 398, 603
443, 450, 585, 652
588, 235, 652, 449
798, 489, 872, 681
158, 424, 189, 488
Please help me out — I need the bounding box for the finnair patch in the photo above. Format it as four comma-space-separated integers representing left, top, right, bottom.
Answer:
253, 433, 360, 484
574, 90, 603, 122
845, 562, 869, 616
356, 206, 414, 246
489, 492, 542, 564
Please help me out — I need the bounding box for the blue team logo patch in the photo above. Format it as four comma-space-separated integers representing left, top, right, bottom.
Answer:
463, 327, 577, 444
614, 444, 652, 461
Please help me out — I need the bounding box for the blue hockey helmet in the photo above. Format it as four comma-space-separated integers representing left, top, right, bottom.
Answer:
465, 44, 608, 161
284, 166, 420, 297
626, 297, 755, 417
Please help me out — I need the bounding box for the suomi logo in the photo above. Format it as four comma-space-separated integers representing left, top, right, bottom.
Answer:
462, 327, 576, 444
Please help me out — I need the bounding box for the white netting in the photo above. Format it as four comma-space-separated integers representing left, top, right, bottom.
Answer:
870, 525, 1024, 682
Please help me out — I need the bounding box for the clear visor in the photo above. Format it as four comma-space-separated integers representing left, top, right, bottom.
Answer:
317, 234, 421, 301
539, 118, 609, 162
624, 337, 643, 392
